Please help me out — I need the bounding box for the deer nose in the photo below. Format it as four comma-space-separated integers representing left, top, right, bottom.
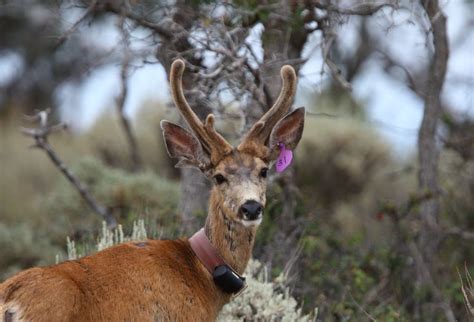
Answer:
240, 200, 263, 220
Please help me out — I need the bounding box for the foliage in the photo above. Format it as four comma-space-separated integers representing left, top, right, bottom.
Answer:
218, 260, 317, 322
0, 223, 61, 280
0, 107, 180, 277
1, 0, 472, 319
1, 103, 472, 320
253, 102, 473, 320
44, 156, 180, 245
296, 116, 392, 208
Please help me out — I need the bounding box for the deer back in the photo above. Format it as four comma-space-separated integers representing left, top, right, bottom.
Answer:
0, 240, 227, 321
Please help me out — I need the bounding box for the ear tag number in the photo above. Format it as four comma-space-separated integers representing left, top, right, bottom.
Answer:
276, 143, 293, 173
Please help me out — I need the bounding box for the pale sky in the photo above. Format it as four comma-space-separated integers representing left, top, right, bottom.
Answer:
1, 1, 472, 157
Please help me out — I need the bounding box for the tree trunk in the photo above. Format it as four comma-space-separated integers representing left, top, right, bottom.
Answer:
156, 2, 211, 233
254, 1, 309, 267
417, 0, 449, 269
416, 1, 452, 320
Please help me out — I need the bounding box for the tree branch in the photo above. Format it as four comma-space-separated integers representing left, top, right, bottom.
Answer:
445, 226, 474, 241
415, 1, 451, 319
21, 110, 117, 229
55, 0, 98, 49
415, 0, 450, 263
116, 13, 142, 171
313, 1, 397, 16
417, 0, 449, 225
99, 2, 174, 39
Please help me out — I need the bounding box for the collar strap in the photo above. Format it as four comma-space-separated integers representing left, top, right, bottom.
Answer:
189, 228, 246, 294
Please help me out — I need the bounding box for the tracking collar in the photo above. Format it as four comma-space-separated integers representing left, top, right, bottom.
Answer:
189, 228, 246, 294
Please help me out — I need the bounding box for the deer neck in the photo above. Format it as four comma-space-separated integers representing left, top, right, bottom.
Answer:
203, 190, 258, 275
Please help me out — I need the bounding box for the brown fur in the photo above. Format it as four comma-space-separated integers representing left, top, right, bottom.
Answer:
205, 152, 267, 273
0, 239, 228, 321
0, 60, 304, 321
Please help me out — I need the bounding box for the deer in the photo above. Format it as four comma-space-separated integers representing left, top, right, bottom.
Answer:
0, 59, 305, 322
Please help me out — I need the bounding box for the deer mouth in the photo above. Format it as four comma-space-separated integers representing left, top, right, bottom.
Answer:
242, 215, 263, 227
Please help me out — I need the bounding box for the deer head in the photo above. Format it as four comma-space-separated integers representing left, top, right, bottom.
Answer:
161, 59, 304, 228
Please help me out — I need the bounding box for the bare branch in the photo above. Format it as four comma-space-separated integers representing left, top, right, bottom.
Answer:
313, 1, 397, 16
381, 190, 436, 222
445, 226, 474, 241
415, 2, 450, 296
414, 3, 452, 317
116, 13, 142, 171
306, 111, 339, 118
99, 3, 174, 39
378, 49, 426, 97
318, 12, 353, 91
325, 57, 353, 91
199, 64, 224, 79
243, 42, 274, 108
21, 110, 117, 229
55, 0, 98, 49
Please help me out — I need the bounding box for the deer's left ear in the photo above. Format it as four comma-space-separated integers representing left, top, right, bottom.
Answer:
268, 107, 305, 160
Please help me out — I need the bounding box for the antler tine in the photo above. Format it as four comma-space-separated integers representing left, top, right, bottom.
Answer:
170, 60, 210, 152
204, 114, 233, 157
170, 59, 233, 165
239, 65, 297, 149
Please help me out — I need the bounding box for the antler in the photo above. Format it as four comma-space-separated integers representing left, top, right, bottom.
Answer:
170, 59, 233, 165
238, 65, 297, 156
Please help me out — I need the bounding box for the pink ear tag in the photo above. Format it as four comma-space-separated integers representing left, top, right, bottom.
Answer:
275, 143, 293, 173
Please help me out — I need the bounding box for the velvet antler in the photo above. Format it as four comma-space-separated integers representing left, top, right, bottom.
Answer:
170, 60, 233, 165
237, 65, 297, 158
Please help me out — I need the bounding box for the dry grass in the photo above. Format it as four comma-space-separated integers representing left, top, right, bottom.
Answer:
459, 265, 474, 317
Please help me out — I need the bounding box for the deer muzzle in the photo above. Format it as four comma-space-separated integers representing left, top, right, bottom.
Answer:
239, 200, 263, 221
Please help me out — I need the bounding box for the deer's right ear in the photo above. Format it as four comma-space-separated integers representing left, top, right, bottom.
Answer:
268, 107, 305, 160
160, 120, 204, 169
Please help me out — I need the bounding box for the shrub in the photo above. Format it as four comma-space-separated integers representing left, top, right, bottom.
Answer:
0, 223, 61, 280
218, 259, 318, 322
44, 156, 181, 245
296, 116, 392, 209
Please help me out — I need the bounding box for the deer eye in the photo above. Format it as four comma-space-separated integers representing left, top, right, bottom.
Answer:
214, 174, 227, 185
259, 168, 268, 178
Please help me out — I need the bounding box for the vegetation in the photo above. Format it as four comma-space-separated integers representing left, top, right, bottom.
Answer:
1, 100, 472, 320
0, 0, 472, 320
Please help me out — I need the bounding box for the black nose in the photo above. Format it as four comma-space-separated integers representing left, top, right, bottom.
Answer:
240, 200, 263, 220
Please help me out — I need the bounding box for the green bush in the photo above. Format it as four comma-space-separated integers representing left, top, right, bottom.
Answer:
296, 116, 392, 208
44, 156, 181, 245
0, 223, 62, 280
2, 99, 472, 320
255, 112, 417, 320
